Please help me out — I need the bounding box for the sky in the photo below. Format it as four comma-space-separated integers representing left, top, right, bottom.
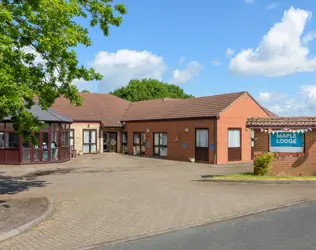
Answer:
73, 0, 316, 116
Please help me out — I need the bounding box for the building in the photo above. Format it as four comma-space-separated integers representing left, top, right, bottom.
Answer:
247, 117, 316, 175
121, 91, 274, 164
0, 103, 72, 164
51, 93, 130, 155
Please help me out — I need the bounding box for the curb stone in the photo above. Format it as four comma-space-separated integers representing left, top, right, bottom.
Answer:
199, 178, 316, 184
0, 197, 54, 242
81, 198, 316, 250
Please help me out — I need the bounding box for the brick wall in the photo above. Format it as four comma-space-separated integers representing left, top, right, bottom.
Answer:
253, 129, 316, 176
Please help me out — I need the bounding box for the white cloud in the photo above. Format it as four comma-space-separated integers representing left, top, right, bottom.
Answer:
302, 31, 316, 45
170, 61, 203, 84
229, 7, 316, 77
225, 48, 234, 57
258, 92, 273, 102
211, 60, 221, 66
266, 2, 279, 10
22, 46, 45, 65
88, 50, 166, 92
244, 0, 255, 4
178, 56, 185, 65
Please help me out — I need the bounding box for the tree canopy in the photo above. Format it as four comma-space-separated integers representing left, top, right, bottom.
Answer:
81, 89, 90, 93
111, 79, 194, 102
0, 0, 126, 135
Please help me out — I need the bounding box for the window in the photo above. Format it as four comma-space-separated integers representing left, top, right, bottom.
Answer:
196, 129, 208, 148
154, 133, 168, 157
0, 132, 4, 148
133, 132, 145, 155
70, 129, 74, 148
251, 129, 255, 147
61, 131, 70, 147
5, 132, 19, 148
83, 129, 97, 153
22, 139, 31, 162
228, 129, 241, 148
122, 132, 128, 154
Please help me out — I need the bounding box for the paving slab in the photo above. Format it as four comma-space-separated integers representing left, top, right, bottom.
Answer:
0, 154, 315, 250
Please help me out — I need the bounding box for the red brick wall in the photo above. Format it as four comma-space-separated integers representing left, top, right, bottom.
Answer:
217, 93, 270, 164
253, 129, 316, 176
124, 119, 215, 163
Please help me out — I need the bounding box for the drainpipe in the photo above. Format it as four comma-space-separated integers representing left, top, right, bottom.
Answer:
214, 117, 218, 165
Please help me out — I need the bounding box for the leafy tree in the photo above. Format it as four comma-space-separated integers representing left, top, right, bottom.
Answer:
81, 89, 90, 93
111, 78, 193, 102
0, 0, 127, 136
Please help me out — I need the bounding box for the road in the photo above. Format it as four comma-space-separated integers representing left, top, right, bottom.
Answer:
99, 201, 316, 250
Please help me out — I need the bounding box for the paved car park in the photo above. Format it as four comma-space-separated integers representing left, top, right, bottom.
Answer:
1, 154, 316, 250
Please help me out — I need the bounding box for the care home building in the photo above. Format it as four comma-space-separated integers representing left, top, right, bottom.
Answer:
121, 91, 275, 164
51, 93, 130, 155
51, 91, 275, 165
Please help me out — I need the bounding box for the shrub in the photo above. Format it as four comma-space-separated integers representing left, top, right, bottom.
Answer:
254, 152, 275, 176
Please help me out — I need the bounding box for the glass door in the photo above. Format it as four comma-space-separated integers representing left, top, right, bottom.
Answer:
83, 129, 97, 153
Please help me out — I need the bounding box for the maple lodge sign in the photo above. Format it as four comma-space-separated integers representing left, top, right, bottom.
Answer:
270, 132, 303, 153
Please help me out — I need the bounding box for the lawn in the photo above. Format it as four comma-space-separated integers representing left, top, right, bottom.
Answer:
207, 173, 316, 181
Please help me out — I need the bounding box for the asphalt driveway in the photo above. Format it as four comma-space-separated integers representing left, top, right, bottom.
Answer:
1, 154, 316, 250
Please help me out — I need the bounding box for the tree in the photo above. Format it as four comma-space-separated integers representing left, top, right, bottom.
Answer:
0, 0, 127, 136
111, 79, 193, 102
81, 89, 90, 93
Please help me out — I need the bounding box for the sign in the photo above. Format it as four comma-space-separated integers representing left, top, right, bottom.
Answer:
183, 142, 187, 149
270, 132, 303, 152
210, 144, 214, 150
147, 141, 150, 148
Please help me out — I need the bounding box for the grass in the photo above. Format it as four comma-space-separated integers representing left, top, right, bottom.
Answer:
209, 173, 316, 181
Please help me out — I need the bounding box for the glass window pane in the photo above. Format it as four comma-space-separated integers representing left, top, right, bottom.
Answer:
134, 133, 140, 144
122, 145, 128, 154
70, 130, 74, 137
83, 131, 90, 143
91, 131, 97, 144
22, 139, 31, 148
5, 132, 19, 148
122, 132, 127, 144
83, 144, 90, 153
141, 146, 145, 153
160, 133, 167, 146
52, 148, 59, 161
160, 147, 167, 157
90, 144, 97, 153
154, 147, 159, 156
22, 149, 31, 162
33, 133, 40, 148
33, 149, 40, 161
141, 133, 146, 145
154, 133, 159, 146
70, 138, 74, 147
62, 131, 70, 147
196, 129, 208, 148
43, 133, 49, 148
51, 131, 59, 147
0, 132, 4, 148
251, 129, 255, 138
51, 123, 59, 131
0, 123, 4, 130
228, 129, 241, 148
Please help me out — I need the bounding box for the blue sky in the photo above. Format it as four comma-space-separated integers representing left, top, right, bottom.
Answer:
74, 0, 316, 116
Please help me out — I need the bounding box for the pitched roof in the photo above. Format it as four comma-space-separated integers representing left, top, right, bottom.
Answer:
122, 91, 247, 121
51, 93, 130, 127
246, 117, 316, 128
261, 107, 278, 117
4, 103, 72, 123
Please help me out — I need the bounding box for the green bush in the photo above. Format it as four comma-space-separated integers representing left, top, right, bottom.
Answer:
254, 152, 275, 176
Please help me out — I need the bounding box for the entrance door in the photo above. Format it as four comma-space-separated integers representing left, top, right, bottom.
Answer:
195, 129, 209, 162
83, 129, 97, 153
110, 132, 117, 152
103, 133, 110, 152
228, 128, 241, 161
133, 132, 145, 155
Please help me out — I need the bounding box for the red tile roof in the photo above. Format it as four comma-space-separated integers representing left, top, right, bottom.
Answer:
247, 117, 316, 128
51, 93, 130, 127
122, 91, 247, 121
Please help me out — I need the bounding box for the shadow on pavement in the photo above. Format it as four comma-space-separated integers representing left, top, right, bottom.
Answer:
0, 175, 48, 195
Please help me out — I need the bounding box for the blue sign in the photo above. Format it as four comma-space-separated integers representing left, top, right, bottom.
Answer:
270, 132, 303, 152
183, 142, 187, 149
210, 144, 214, 150
147, 141, 150, 148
